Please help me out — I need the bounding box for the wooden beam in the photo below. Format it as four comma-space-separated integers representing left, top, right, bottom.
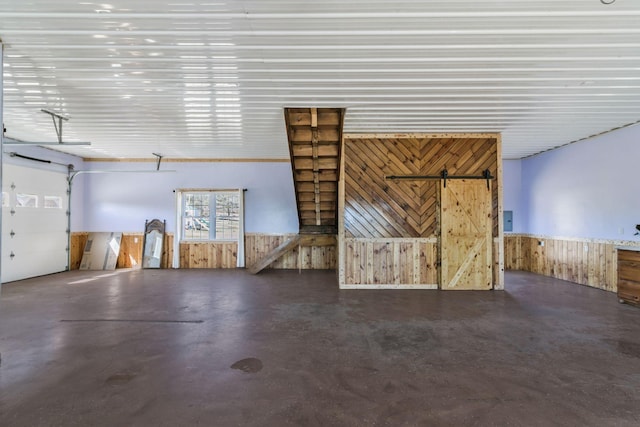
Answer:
338, 132, 346, 287
312, 129, 322, 226
291, 144, 339, 158
248, 234, 302, 274
300, 225, 337, 234
84, 158, 290, 163
310, 108, 321, 225
285, 108, 304, 228
345, 133, 500, 140
299, 235, 336, 247
495, 133, 505, 290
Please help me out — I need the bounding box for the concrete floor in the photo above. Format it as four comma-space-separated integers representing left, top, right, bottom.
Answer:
0, 269, 639, 426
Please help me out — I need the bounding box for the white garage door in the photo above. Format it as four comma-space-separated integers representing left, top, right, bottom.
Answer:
2, 164, 69, 283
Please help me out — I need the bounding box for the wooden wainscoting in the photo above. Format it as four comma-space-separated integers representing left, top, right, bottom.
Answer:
70, 232, 89, 270
245, 233, 336, 270
504, 234, 640, 292
339, 133, 503, 290
179, 241, 238, 268
342, 238, 438, 288
70, 232, 174, 270
504, 234, 521, 271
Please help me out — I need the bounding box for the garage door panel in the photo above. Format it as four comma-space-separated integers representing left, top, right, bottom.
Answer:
2, 164, 69, 283
3, 215, 68, 234
4, 233, 68, 253
1, 255, 66, 283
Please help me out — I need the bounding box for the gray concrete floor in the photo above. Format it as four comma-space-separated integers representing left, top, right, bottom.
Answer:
0, 269, 639, 426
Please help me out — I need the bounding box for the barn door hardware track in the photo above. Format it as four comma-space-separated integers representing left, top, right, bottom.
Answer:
385, 169, 493, 189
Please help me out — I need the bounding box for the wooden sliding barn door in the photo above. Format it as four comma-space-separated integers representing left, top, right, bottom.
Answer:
440, 179, 492, 290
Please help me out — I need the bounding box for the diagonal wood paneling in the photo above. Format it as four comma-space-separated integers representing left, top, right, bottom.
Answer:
344, 136, 498, 238
285, 107, 344, 233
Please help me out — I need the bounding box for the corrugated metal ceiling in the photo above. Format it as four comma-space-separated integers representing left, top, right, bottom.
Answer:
1, 0, 639, 159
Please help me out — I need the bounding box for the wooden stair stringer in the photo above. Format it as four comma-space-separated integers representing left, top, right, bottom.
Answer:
247, 234, 337, 274
248, 235, 302, 274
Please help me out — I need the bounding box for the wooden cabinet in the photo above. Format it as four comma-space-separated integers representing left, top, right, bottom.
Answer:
617, 248, 640, 306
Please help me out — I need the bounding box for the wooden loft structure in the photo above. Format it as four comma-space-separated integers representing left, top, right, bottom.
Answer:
248, 107, 344, 273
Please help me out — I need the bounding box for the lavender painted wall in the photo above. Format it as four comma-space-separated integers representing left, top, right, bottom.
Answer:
502, 159, 523, 233
82, 161, 298, 234
521, 124, 640, 240
77, 157, 531, 236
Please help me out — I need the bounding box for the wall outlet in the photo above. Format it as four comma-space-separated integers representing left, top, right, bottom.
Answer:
134, 237, 139, 243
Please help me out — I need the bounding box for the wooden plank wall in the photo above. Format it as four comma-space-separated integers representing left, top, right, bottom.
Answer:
504, 234, 640, 292
245, 233, 336, 270
72, 232, 336, 270
343, 136, 498, 238
340, 134, 501, 288
70, 232, 89, 270
179, 241, 238, 268
343, 238, 437, 287
617, 250, 640, 305
70, 232, 174, 269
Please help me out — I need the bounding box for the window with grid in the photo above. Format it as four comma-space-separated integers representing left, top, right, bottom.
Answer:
181, 191, 240, 241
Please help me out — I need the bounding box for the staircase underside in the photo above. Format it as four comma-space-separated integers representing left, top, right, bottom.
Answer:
248, 108, 343, 274
285, 107, 345, 234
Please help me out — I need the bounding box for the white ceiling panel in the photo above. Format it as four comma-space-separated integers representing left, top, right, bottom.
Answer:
1, 0, 639, 160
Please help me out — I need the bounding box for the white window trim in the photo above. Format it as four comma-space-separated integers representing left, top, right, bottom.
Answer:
174, 188, 245, 268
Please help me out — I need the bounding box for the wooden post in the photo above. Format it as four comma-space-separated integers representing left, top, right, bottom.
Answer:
495, 134, 505, 290
338, 133, 346, 287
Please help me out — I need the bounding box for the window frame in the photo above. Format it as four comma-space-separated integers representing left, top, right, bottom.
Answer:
174, 188, 245, 268
180, 190, 239, 242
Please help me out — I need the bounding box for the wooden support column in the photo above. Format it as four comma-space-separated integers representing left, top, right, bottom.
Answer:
495, 134, 505, 290
311, 108, 322, 226
338, 133, 346, 287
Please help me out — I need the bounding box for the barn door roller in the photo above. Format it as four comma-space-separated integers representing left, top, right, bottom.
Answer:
386, 168, 493, 189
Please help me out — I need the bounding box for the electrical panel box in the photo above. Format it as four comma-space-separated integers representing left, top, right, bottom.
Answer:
504, 210, 513, 232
